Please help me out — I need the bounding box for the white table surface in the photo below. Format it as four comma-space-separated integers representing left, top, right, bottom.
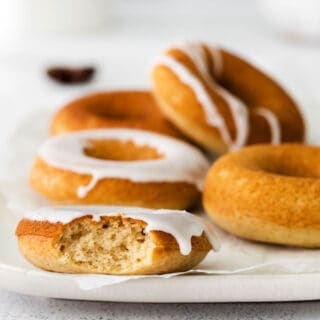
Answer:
1, 0, 320, 318
1, 289, 320, 320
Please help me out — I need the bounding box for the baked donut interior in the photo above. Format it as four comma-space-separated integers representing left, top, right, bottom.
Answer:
55, 216, 153, 273
84, 139, 164, 161
16, 207, 214, 274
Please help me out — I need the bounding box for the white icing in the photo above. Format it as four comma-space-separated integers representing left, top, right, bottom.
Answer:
175, 44, 248, 150
156, 55, 233, 147
214, 87, 249, 151
254, 108, 281, 144
38, 128, 210, 198
174, 43, 250, 151
23, 205, 220, 255
209, 46, 224, 77
175, 42, 209, 75
156, 43, 249, 151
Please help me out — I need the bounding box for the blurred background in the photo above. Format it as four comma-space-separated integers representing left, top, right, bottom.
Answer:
0, 0, 320, 144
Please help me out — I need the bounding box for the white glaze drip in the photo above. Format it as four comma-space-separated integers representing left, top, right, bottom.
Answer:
156, 43, 249, 151
254, 108, 281, 144
38, 129, 210, 198
77, 176, 99, 198
23, 205, 220, 255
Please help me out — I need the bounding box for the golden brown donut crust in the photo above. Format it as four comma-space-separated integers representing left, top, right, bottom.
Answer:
203, 144, 320, 247
50, 90, 185, 139
30, 157, 200, 209
16, 215, 212, 275
152, 46, 305, 153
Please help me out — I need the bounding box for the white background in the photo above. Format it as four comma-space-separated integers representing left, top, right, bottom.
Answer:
1, 0, 320, 318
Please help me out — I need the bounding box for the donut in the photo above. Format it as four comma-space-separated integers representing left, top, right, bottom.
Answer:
50, 90, 184, 139
30, 128, 210, 209
151, 42, 305, 153
15, 206, 218, 275
203, 144, 320, 247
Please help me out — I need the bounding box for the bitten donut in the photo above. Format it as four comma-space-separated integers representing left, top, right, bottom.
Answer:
30, 128, 210, 209
16, 206, 218, 275
152, 42, 305, 153
203, 144, 320, 247
50, 90, 184, 139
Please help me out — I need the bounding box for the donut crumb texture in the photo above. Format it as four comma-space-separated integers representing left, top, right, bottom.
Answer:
56, 218, 152, 273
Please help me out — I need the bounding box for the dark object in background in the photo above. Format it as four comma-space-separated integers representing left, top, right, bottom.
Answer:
46, 66, 95, 84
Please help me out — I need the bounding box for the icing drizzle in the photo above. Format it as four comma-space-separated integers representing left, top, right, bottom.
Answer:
23, 205, 220, 255
154, 42, 282, 150
254, 108, 281, 144
38, 128, 210, 198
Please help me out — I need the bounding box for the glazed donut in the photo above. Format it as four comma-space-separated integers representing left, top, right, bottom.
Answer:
30, 128, 210, 209
16, 206, 217, 275
50, 90, 184, 139
152, 42, 305, 153
203, 144, 320, 247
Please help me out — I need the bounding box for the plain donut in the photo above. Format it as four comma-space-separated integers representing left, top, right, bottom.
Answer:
50, 90, 185, 140
203, 144, 320, 247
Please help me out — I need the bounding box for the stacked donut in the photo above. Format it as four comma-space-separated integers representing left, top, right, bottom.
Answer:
151, 43, 304, 152
17, 42, 314, 277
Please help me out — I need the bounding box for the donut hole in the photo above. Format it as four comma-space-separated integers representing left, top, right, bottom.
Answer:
84, 94, 149, 119
264, 160, 320, 179
244, 148, 320, 179
90, 105, 145, 119
84, 139, 164, 161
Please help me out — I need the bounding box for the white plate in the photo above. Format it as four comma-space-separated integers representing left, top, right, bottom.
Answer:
1, 200, 320, 303
3, 100, 320, 302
